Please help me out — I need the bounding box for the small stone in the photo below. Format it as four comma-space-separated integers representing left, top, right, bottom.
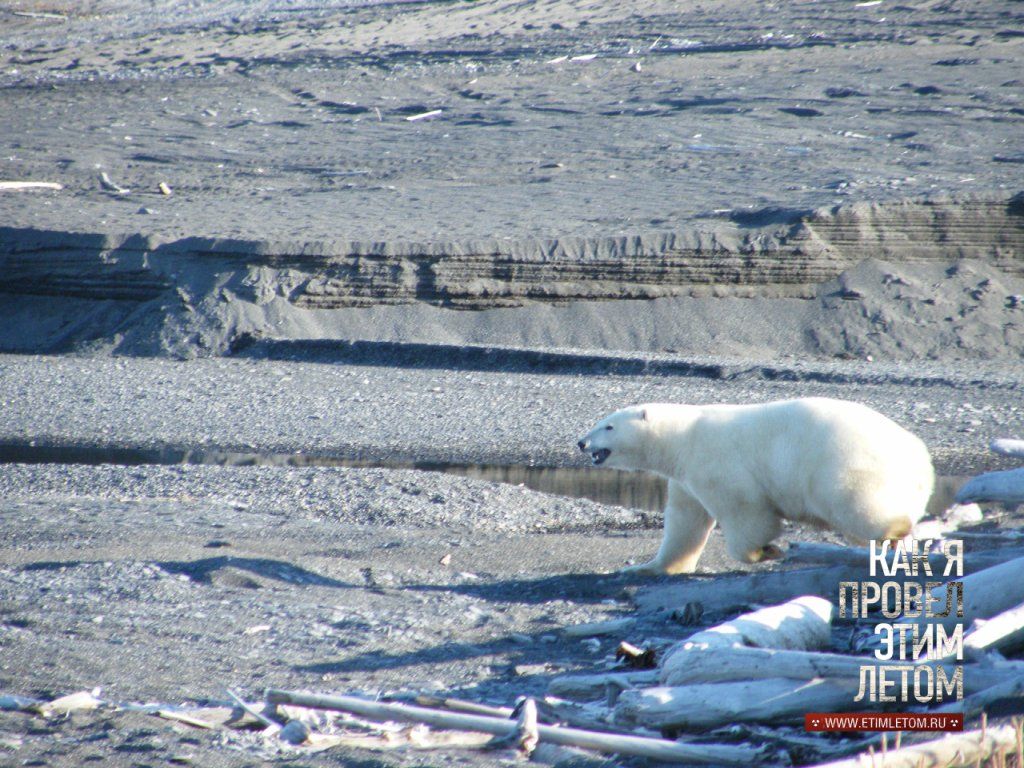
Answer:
279, 720, 310, 745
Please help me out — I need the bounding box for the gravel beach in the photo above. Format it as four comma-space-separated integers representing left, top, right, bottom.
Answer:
1, 0, 1023, 764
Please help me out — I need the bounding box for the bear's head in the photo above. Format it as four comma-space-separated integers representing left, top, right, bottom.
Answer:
577, 405, 652, 471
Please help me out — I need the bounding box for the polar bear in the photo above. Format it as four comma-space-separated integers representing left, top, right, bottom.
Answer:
577, 397, 934, 574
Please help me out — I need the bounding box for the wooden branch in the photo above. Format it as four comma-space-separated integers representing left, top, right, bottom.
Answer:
0, 181, 62, 191
548, 669, 659, 700
805, 724, 1022, 768
615, 677, 860, 730
956, 467, 1024, 505
263, 689, 764, 765
226, 688, 280, 731
991, 438, 1024, 458
414, 695, 513, 718
154, 709, 219, 729
563, 617, 635, 638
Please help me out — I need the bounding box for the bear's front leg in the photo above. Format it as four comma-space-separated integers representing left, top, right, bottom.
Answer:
622, 480, 715, 575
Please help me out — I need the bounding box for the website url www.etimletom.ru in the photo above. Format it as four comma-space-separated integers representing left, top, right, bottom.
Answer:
805, 713, 963, 732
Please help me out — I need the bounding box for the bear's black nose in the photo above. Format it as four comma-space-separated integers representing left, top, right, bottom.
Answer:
577, 440, 586, 451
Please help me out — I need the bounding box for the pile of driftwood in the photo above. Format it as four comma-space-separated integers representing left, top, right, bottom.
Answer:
6, 443, 1024, 764
254, 541, 1024, 766
5, 548, 1024, 764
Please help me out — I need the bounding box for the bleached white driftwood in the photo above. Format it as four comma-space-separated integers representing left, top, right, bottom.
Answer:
919, 554, 1024, 628
660, 596, 831, 683
154, 709, 219, 729
405, 109, 442, 122
661, 646, 1014, 691
805, 724, 1023, 768
614, 677, 859, 730
415, 695, 512, 718
263, 689, 764, 765
962, 599, 1024, 655
548, 669, 659, 700
226, 688, 279, 731
955, 468, 1024, 505
0, 181, 62, 191
563, 617, 635, 638
935, 671, 1024, 717
991, 438, 1024, 458
636, 564, 861, 613
36, 690, 103, 717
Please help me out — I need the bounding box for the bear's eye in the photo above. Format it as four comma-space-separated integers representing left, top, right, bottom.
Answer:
605, 425, 614, 431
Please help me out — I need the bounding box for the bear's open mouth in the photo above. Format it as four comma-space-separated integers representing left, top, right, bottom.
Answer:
591, 448, 611, 465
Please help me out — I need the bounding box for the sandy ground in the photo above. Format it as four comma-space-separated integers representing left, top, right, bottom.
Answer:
1, 0, 1024, 765
1, 352, 1023, 766
1, 0, 1021, 242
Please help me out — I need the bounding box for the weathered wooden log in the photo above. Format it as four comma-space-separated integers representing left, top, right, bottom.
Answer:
635, 564, 857, 613
614, 678, 859, 730
962, 599, 1024, 655
0, 181, 63, 191
991, 438, 1024, 458
548, 670, 659, 700
661, 645, 1020, 691
935, 671, 1024, 718
263, 689, 764, 765
563, 617, 635, 638
805, 724, 1022, 768
919, 554, 1024, 628
955, 467, 1024, 505
660, 596, 831, 683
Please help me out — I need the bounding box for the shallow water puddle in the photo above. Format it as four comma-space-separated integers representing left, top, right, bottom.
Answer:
0, 441, 961, 515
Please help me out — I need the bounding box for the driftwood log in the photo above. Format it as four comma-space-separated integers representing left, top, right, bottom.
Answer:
614, 677, 860, 730
920, 554, 1024, 628
660, 596, 831, 683
962, 599, 1024, 655
635, 564, 858, 613
806, 723, 1023, 768
956, 468, 1024, 505
936, 671, 1024, 718
661, 645, 1019, 692
634, 548, 1024, 615
991, 438, 1024, 458
548, 670, 658, 700
263, 689, 765, 765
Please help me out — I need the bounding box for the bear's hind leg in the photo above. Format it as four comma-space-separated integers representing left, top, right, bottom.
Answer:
718, 503, 784, 564
622, 481, 715, 575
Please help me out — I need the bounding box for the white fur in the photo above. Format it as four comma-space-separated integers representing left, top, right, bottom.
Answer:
578, 397, 934, 574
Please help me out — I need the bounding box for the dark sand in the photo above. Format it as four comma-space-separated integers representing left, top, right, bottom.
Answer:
1, 1, 1023, 765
